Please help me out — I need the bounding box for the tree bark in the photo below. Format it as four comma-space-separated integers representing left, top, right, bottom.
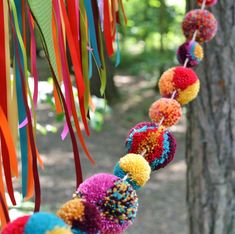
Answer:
186, 1, 235, 234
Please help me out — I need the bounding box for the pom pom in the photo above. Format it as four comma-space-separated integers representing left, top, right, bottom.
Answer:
24, 212, 72, 234
113, 153, 151, 189
1, 215, 30, 234
149, 98, 182, 127
158, 66, 200, 105
47, 228, 73, 234
177, 41, 203, 67
197, 0, 218, 7
125, 122, 177, 170
57, 198, 101, 234
76, 173, 138, 234
182, 9, 217, 43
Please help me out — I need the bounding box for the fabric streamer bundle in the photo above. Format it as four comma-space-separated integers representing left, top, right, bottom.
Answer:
0, 0, 218, 233
0, 0, 126, 226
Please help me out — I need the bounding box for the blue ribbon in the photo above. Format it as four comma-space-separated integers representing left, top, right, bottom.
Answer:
84, 0, 102, 67
13, 0, 28, 198
115, 24, 121, 67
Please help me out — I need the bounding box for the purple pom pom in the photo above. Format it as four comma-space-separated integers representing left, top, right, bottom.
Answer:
177, 41, 203, 67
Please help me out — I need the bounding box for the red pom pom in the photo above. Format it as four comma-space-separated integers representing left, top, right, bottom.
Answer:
197, 0, 218, 7
2, 216, 30, 234
172, 67, 198, 90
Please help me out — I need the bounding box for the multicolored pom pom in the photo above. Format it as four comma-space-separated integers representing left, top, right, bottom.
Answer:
1, 215, 30, 234
57, 198, 101, 234
158, 66, 200, 105
149, 98, 182, 127
24, 212, 72, 234
113, 153, 151, 189
177, 41, 203, 67
182, 9, 218, 43
76, 173, 138, 234
197, 0, 218, 7
125, 122, 177, 170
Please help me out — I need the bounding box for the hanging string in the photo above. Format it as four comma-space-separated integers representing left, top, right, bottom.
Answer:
157, 0, 207, 129
137, 0, 208, 161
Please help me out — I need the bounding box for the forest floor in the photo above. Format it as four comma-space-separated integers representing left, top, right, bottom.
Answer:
15, 71, 188, 234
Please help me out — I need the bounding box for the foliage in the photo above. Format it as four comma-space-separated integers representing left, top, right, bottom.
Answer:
117, 0, 186, 78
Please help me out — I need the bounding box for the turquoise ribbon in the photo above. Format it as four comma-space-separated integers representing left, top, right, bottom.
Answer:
13, 0, 28, 197
115, 25, 121, 67
84, 0, 102, 67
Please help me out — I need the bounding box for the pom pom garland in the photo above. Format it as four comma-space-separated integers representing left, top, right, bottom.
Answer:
197, 0, 218, 7
1, 215, 30, 234
159, 66, 200, 105
177, 41, 204, 67
24, 212, 72, 234
149, 98, 182, 127
57, 198, 101, 234
76, 173, 138, 234
125, 122, 177, 170
113, 153, 151, 189
0, 2, 219, 234
182, 9, 218, 43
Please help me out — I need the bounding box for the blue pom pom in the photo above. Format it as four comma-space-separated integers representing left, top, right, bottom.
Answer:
25, 212, 68, 234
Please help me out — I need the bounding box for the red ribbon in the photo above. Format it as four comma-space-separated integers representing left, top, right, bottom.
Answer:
0, 191, 10, 225
59, 0, 90, 136
0, 0, 17, 206
104, 0, 114, 56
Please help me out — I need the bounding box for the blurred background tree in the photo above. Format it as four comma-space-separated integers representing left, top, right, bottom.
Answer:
118, 0, 184, 79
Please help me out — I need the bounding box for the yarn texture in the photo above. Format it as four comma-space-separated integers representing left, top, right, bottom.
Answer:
149, 98, 182, 127
1, 215, 30, 234
126, 122, 177, 170
57, 198, 101, 234
114, 153, 151, 189
159, 66, 200, 105
182, 9, 217, 43
24, 212, 70, 234
177, 41, 203, 67
46, 227, 73, 234
76, 173, 138, 234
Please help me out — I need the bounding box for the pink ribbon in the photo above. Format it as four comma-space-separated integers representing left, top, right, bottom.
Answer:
26, 5, 38, 109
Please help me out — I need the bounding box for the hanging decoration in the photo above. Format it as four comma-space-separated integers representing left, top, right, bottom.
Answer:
1, 0, 219, 233
0, 0, 127, 226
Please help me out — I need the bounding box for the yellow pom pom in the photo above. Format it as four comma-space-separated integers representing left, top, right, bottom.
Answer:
177, 80, 200, 105
114, 153, 151, 189
46, 227, 73, 234
57, 199, 85, 226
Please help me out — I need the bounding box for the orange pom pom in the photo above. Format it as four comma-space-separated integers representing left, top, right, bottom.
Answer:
149, 98, 182, 127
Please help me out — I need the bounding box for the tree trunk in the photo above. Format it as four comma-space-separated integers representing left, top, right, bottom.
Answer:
186, 1, 235, 234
